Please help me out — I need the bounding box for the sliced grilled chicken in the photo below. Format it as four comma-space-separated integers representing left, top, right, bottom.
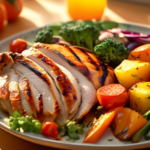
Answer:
22, 48, 81, 120
9, 81, 26, 116
70, 47, 102, 89
86, 51, 116, 85
19, 76, 37, 118
12, 54, 62, 121
0, 52, 14, 74
32, 43, 97, 121
0, 69, 21, 115
0, 75, 12, 114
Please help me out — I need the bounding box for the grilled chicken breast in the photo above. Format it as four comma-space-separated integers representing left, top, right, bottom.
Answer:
12, 55, 63, 121
32, 43, 97, 121
22, 48, 81, 120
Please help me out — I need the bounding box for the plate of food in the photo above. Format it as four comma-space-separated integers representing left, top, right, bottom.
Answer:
0, 20, 150, 150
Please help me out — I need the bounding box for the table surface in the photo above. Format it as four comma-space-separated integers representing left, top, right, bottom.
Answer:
0, 0, 150, 150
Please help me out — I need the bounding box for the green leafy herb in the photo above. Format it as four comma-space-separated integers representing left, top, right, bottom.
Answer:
58, 120, 83, 141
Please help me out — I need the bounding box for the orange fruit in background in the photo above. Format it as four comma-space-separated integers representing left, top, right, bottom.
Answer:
67, 0, 107, 20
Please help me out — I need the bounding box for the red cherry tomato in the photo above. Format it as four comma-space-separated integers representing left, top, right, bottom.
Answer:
41, 121, 59, 139
97, 84, 129, 108
2, 0, 23, 21
9, 38, 27, 53
0, 1, 8, 31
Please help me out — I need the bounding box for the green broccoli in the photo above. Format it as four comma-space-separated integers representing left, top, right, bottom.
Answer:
34, 26, 54, 44
59, 22, 100, 51
94, 38, 130, 67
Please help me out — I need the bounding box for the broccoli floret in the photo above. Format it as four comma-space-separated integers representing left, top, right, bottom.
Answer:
34, 26, 54, 44
94, 39, 130, 67
59, 22, 100, 51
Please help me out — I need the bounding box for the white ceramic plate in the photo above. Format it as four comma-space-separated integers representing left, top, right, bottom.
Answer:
0, 22, 150, 150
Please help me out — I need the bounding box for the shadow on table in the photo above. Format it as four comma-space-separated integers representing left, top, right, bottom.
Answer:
23, 0, 67, 24
107, 0, 150, 25
0, 17, 37, 41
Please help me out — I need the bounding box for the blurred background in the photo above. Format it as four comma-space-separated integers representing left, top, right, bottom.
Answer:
0, 0, 150, 41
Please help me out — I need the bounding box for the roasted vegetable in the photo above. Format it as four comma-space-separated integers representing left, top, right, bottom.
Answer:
97, 84, 128, 108
129, 44, 150, 62
115, 60, 150, 89
83, 110, 115, 143
132, 110, 150, 142
112, 107, 148, 140
59, 22, 100, 50
129, 82, 150, 115
34, 26, 54, 44
94, 39, 130, 67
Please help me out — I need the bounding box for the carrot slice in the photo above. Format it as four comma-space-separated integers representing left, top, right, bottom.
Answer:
83, 110, 115, 143
97, 84, 128, 108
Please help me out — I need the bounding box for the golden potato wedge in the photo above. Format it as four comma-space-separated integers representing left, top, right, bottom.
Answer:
129, 82, 150, 114
115, 60, 150, 89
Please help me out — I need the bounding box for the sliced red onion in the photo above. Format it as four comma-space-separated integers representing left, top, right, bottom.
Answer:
127, 42, 142, 51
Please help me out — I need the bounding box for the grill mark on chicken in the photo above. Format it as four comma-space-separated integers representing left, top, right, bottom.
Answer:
71, 47, 99, 71
36, 52, 79, 118
33, 43, 92, 83
100, 62, 108, 86
53, 50, 76, 66
19, 77, 37, 118
37, 94, 44, 122
9, 81, 26, 116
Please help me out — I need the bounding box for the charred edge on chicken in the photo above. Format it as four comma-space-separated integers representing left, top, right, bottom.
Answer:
100, 62, 108, 86
37, 94, 44, 122
19, 77, 37, 118
72, 47, 100, 71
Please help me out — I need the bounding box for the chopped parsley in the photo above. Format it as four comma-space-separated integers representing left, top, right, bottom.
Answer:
131, 74, 143, 80
108, 139, 113, 141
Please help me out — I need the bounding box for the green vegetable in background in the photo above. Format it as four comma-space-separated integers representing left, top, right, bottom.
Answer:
59, 22, 100, 51
97, 20, 119, 30
34, 26, 54, 44
94, 38, 130, 67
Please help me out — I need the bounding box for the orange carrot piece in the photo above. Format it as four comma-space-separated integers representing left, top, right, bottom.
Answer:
83, 110, 115, 143
97, 84, 129, 108
129, 44, 150, 62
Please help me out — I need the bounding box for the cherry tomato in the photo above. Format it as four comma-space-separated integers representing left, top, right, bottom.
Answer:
9, 38, 27, 53
41, 121, 59, 139
0, 1, 8, 31
97, 84, 129, 108
2, 0, 23, 21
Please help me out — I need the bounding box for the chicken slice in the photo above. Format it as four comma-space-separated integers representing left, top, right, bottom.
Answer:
12, 54, 62, 121
0, 52, 14, 74
86, 51, 116, 85
22, 48, 81, 120
0, 69, 23, 116
9, 81, 26, 116
19, 76, 37, 118
32, 43, 97, 121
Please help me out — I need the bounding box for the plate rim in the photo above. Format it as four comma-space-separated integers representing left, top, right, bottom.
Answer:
0, 21, 150, 149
